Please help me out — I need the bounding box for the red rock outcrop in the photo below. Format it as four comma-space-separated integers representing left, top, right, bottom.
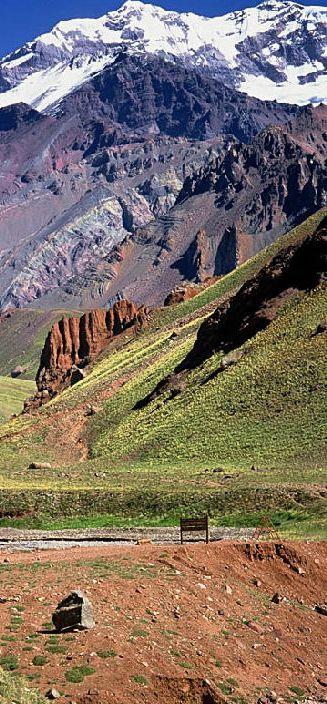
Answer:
25, 300, 147, 411
164, 276, 218, 307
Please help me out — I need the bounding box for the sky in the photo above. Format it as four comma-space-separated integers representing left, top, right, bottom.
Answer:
1, 0, 326, 57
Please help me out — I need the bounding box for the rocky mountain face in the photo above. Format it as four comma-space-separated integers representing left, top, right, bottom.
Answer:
0, 3, 325, 315
0, 1, 326, 112
25, 299, 147, 410
180, 214, 327, 371
0, 98, 325, 311
89, 104, 327, 307
0, 50, 301, 313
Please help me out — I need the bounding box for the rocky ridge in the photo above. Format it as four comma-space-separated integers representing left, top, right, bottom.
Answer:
0, 56, 298, 313
25, 299, 147, 410
0, 59, 325, 313
92, 104, 327, 307
0, 0, 326, 111
136, 213, 327, 406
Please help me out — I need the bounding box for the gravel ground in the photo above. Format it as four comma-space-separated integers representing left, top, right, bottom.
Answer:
0, 526, 255, 550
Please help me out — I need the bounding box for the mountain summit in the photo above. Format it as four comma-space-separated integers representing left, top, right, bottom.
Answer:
0, 0, 326, 112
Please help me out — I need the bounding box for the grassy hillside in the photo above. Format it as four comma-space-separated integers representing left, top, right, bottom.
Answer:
0, 209, 326, 536
0, 667, 45, 704
0, 377, 35, 423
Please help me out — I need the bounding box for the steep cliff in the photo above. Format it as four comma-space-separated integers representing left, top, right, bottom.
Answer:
136, 214, 327, 407
25, 300, 147, 410
179, 215, 327, 371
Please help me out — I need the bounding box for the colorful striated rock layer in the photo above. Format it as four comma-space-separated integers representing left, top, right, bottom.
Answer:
25, 300, 147, 411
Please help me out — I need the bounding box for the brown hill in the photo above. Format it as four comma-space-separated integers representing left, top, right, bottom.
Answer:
0, 540, 326, 704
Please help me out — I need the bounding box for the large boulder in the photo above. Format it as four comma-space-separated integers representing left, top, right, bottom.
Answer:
52, 590, 95, 632
11, 366, 25, 378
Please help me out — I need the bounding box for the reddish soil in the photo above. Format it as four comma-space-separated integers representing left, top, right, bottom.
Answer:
0, 541, 326, 704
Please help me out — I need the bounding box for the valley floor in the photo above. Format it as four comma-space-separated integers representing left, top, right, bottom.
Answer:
0, 540, 326, 704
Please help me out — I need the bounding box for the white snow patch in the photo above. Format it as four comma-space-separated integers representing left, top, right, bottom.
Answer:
4, 52, 34, 69
0, 55, 116, 112
241, 70, 327, 104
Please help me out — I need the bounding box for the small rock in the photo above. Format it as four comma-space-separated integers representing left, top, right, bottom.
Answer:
11, 366, 26, 378
29, 462, 52, 470
318, 677, 327, 687
173, 606, 180, 619
85, 405, 98, 417
3, 558, 10, 564
315, 604, 327, 616
247, 620, 265, 634
271, 592, 284, 604
52, 590, 94, 632
46, 689, 61, 700
252, 578, 262, 587
0, 597, 7, 603
70, 367, 85, 386
224, 584, 233, 595
269, 691, 277, 702
293, 565, 305, 575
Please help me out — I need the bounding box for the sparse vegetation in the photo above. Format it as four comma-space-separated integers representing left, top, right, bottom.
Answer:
0, 655, 19, 671
96, 649, 117, 659
31, 656, 47, 667
65, 665, 95, 683
131, 675, 149, 686
0, 667, 45, 703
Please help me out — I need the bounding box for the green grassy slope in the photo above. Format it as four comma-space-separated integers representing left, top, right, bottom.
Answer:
0, 377, 35, 423
0, 667, 45, 704
0, 209, 326, 535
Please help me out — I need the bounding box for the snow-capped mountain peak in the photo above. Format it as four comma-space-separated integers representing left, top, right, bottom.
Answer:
0, 0, 326, 112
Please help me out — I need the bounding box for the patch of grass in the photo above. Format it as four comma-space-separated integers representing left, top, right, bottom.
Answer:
219, 681, 235, 695
32, 656, 48, 667
0, 376, 35, 423
289, 686, 305, 698
96, 649, 117, 659
131, 628, 149, 638
40, 623, 53, 633
227, 677, 239, 688
45, 643, 67, 654
0, 655, 19, 671
0, 666, 46, 703
131, 675, 149, 686
65, 666, 95, 683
